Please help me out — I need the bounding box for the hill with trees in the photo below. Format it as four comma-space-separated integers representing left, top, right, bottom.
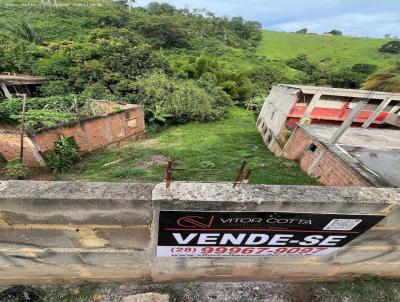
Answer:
1, 0, 400, 130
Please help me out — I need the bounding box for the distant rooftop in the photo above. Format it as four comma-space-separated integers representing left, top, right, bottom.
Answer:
299, 124, 400, 187
279, 84, 400, 101
0, 73, 48, 85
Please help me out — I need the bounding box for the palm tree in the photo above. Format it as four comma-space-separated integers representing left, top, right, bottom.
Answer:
1, 19, 43, 45
362, 62, 400, 92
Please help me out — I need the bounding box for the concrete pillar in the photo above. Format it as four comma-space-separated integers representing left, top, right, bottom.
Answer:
299, 93, 321, 124
330, 100, 367, 144
362, 97, 393, 128
0, 83, 12, 99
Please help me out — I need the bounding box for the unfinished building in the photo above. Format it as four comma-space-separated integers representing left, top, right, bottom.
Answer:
257, 85, 400, 187
257, 85, 400, 155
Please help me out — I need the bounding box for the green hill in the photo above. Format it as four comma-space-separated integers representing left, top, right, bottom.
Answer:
257, 30, 400, 69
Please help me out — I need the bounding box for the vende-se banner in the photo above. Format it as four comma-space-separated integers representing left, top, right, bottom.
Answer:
157, 211, 385, 257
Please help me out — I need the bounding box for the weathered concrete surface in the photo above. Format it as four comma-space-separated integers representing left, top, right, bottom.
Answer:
0, 181, 400, 284
0, 181, 154, 225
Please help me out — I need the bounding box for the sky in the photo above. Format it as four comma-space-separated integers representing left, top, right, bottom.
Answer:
134, 0, 400, 38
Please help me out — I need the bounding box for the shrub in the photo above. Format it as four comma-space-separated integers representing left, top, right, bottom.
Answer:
244, 95, 265, 114
45, 137, 79, 173
0, 95, 87, 122
352, 63, 377, 75
379, 41, 400, 54
3, 159, 28, 180
134, 71, 232, 124
11, 110, 75, 130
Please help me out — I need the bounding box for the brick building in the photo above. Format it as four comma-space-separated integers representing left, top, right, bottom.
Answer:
257, 85, 400, 155
282, 125, 400, 187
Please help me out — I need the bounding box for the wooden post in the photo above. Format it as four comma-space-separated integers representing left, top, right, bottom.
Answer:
361, 97, 393, 129
330, 100, 367, 145
19, 95, 27, 164
299, 93, 321, 124
0, 83, 12, 99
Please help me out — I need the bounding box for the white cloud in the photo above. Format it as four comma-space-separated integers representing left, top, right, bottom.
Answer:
272, 13, 400, 37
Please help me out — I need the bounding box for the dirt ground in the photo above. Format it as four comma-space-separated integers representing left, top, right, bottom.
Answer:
1, 278, 400, 302
0, 282, 315, 302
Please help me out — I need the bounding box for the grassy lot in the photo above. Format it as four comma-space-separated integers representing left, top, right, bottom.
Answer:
62, 107, 317, 185
258, 30, 400, 69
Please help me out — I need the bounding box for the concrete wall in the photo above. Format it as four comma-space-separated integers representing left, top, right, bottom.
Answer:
283, 127, 373, 187
0, 180, 399, 284
257, 85, 299, 155
0, 106, 145, 167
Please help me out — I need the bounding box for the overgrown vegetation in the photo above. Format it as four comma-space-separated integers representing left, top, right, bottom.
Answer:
61, 108, 317, 185
1, 0, 400, 135
0, 95, 88, 129
45, 136, 79, 173
0, 0, 273, 126
3, 159, 29, 180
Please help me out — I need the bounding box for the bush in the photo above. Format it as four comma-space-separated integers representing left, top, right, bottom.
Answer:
0, 95, 87, 123
379, 41, 400, 54
3, 159, 28, 180
134, 71, 232, 124
45, 137, 79, 173
11, 110, 75, 130
352, 63, 377, 74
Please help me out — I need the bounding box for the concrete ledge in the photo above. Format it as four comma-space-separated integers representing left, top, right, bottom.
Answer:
0, 181, 399, 284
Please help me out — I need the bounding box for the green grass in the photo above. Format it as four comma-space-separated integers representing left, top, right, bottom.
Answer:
62, 107, 317, 185
257, 30, 400, 69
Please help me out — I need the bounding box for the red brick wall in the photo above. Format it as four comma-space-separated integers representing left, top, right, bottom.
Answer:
0, 106, 145, 167
0, 133, 45, 167
284, 127, 373, 187
32, 106, 145, 154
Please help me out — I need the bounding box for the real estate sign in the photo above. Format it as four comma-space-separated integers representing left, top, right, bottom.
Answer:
157, 211, 384, 257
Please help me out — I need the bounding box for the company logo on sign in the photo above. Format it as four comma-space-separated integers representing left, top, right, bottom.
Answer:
177, 216, 215, 228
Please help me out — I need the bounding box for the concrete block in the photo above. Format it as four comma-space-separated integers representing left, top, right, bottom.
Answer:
327, 246, 400, 264
0, 251, 150, 266
152, 182, 400, 214
96, 227, 151, 249
0, 265, 83, 284
375, 206, 400, 228
0, 229, 81, 249
0, 181, 155, 225
347, 229, 400, 247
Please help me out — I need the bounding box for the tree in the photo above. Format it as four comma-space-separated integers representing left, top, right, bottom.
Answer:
329, 68, 365, 89
379, 41, 400, 54
328, 29, 342, 36
138, 17, 188, 48
362, 62, 400, 92
296, 28, 308, 34
1, 19, 43, 45
146, 2, 177, 15
352, 63, 377, 75
384, 33, 391, 39
286, 55, 318, 75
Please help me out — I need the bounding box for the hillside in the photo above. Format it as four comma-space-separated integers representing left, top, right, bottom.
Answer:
258, 30, 400, 69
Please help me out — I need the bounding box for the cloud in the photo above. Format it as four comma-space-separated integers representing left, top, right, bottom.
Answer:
134, 0, 400, 38
272, 13, 400, 37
